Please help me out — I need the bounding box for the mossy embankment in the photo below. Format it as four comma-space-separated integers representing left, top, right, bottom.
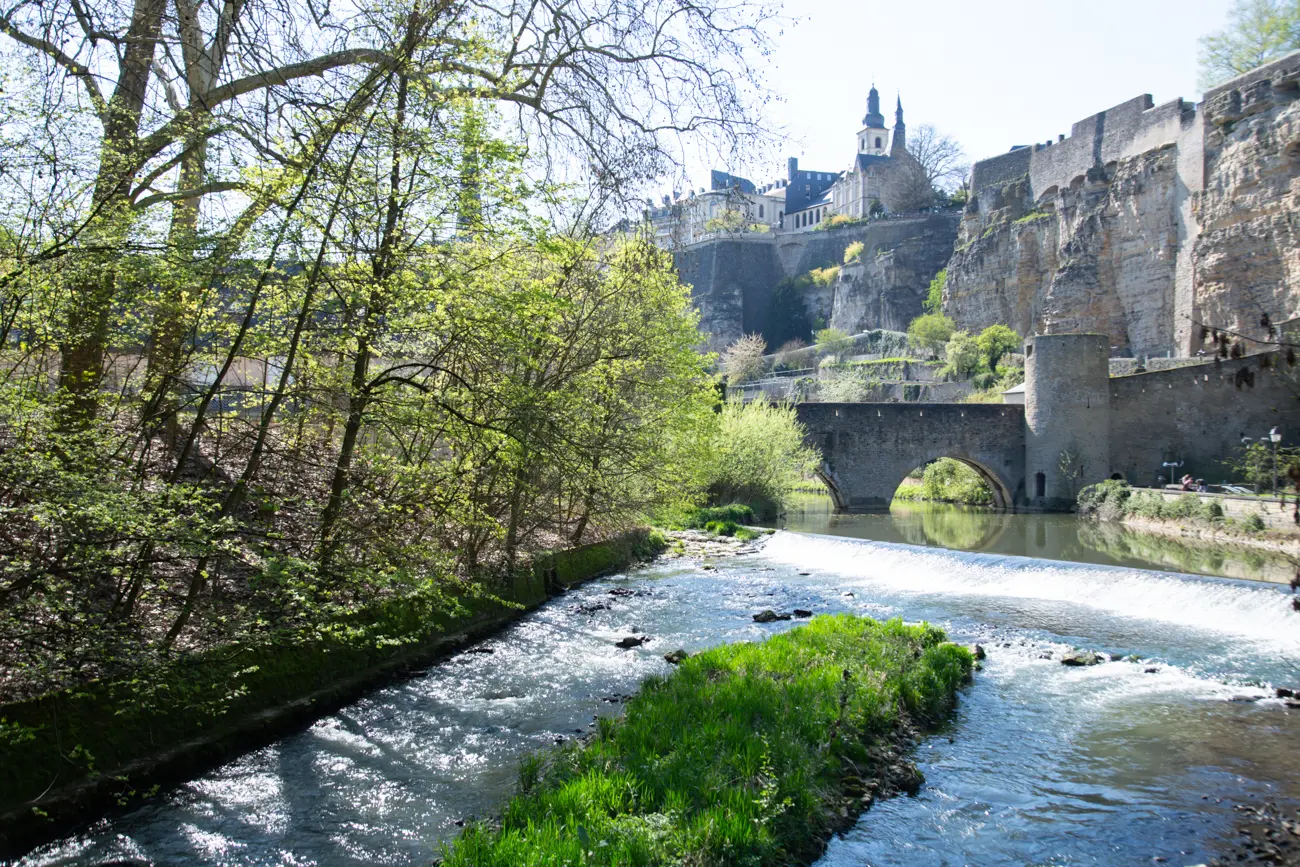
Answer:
0, 530, 664, 859
439, 615, 974, 866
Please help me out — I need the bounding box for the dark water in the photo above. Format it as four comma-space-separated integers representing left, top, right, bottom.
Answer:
782, 493, 1298, 584
16, 519, 1300, 866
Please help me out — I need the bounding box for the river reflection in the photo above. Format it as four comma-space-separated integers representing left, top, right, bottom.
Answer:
778, 493, 1297, 583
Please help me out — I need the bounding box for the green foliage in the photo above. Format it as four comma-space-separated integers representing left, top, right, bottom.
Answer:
1078, 480, 1234, 525
809, 266, 841, 287
1199, 0, 1300, 88
705, 400, 821, 519
704, 208, 747, 233
893, 458, 993, 505
439, 615, 972, 867
943, 330, 983, 379
923, 270, 946, 314
843, 241, 865, 264
658, 504, 756, 530
814, 326, 853, 358
1243, 512, 1267, 532
907, 313, 955, 358
1222, 441, 1300, 491
975, 324, 1019, 370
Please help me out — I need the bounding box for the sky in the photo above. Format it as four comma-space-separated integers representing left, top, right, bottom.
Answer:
681, 0, 1239, 190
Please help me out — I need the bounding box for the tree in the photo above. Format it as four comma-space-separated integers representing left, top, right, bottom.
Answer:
944, 331, 983, 379
891, 124, 970, 212
722, 334, 768, 382
976, 324, 1020, 370
907, 313, 955, 358
706, 399, 821, 518
1199, 0, 1300, 88
814, 326, 854, 358
924, 270, 947, 314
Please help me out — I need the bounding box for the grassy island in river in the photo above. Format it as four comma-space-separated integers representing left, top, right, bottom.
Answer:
440, 614, 974, 866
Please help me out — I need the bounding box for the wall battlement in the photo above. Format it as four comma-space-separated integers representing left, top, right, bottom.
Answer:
970, 93, 1199, 204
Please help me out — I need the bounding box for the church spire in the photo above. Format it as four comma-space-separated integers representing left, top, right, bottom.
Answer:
862, 84, 885, 129
890, 94, 907, 157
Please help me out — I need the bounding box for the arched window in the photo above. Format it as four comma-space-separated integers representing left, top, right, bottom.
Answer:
1034, 472, 1046, 498
875, 136, 882, 148
759, 204, 764, 218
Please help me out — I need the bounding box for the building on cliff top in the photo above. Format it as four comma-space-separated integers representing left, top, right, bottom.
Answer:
643, 84, 924, 247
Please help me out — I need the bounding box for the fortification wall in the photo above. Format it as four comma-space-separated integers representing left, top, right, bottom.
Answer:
954, 52, 1300, 359
1108, 353, 1300, 487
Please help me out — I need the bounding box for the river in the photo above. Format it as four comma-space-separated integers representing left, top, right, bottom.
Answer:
15, 504, 1300, 866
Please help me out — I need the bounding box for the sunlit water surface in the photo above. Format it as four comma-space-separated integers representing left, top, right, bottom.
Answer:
15, 510, 1300, 866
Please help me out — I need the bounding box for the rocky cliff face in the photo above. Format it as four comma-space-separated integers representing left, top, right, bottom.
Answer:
944, 149, 1181, 357
1194, 71, 1300, 340
674, 215, 958, 351
829, 226, 964, 334
946, 52, 1300, 358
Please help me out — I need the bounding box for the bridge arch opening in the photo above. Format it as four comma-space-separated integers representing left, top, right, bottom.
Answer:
891, 456, 1015, 511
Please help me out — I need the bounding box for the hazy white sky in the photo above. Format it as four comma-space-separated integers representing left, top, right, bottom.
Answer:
687, 0, 1238, 189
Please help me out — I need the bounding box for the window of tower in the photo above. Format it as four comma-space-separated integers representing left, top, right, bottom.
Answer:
875, 136, 882, 148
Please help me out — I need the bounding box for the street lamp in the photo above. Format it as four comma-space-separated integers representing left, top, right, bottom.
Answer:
1271, 427, 1282, 496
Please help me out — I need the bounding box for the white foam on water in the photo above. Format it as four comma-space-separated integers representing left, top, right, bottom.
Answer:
764, 531, 1300, 658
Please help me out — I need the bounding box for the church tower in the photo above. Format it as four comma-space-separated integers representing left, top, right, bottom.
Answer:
858, 85, 889, 156
890, 95, 907, 157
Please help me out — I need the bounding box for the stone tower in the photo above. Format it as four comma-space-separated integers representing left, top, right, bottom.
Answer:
890, 95, 906, 157
1024, 334, 1111, 510
859, 85, 889, 156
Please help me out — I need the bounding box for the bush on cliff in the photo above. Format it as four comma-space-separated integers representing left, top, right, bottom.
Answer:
439, 615, 973, 867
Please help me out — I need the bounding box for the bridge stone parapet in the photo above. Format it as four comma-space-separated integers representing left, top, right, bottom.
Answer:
796, 403, 1027, 511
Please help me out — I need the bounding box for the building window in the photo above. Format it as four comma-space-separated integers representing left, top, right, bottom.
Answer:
875, 136, 882, 148
1035, 472, 1046, 498
759, 205, 764, 218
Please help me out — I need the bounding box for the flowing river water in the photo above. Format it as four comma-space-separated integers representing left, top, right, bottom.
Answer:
16, 501, 1300, 866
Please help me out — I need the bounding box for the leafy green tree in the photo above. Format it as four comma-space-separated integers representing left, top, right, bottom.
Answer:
706, 399, 821, 518
976, 324, 1020, 370
1199, 0, 1300, 87
907, 313, 955, 358
923, 270, 946, 314
944, 331, 983, 379
814, 326, 854, 358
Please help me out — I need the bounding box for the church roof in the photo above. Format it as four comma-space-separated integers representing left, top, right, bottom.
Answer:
856, 153, 891, 171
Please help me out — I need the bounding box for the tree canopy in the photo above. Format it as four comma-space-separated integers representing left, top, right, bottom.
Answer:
1199, 0, 1300, 87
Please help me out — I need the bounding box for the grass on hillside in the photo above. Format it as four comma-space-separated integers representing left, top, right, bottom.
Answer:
439, 615, 973, 866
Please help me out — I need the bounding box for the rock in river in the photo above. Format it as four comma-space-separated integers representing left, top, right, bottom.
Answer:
615, 635, 648, 649
1060, 650, 1102, 666
663, 649, 689, 664
753, 610, 792, 623
793, 609, 814, 618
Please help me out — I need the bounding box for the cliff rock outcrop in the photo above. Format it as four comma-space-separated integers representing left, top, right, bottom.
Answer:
1194, 63, 1300, 340
945, 51, 1300, 358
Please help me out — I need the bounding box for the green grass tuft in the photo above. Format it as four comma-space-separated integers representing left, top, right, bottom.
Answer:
439, 615, 973, 866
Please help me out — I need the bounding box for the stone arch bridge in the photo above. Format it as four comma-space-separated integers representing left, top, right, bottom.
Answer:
795, 403, 1027, 511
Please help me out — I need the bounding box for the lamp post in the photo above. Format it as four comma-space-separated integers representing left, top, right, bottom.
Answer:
1271, 427, 1282, 497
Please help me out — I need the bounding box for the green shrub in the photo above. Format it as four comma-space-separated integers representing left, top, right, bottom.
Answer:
439, 615, 972, 867
1244, 512, 1266, 533
843, 241, 865, 264
907, 313, 955, 358
705, 400, 821, 518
